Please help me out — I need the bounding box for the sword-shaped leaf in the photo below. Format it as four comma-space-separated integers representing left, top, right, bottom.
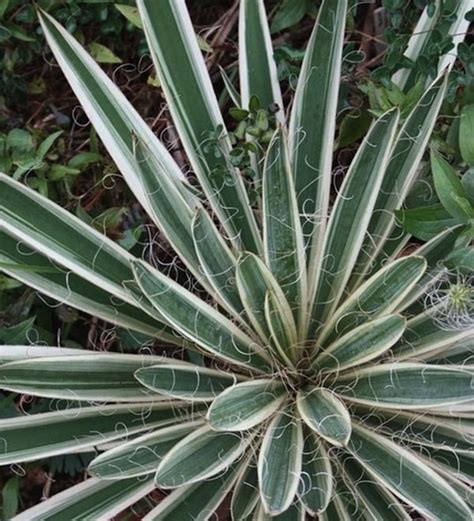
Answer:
0, 174, 146, 309
0, 403, 189, 464
0, 354, 169, 402
144, 463, 242, 521
296, 388, 351, 447
135, 363, 237, 402
264, 290, 298, 366
0, 232, 179, 343
88, 421, 203, 479
318, 256, 426, 347
308, 109, 400, 336
239, 0, 283, 118
298, 433, 332, 515
289, 0, 347, 286
207, 379, 287, 432
336, 363, 473, 409
192, 208, 243, 315
12, 476, 155, 521
314, 315, 406, 373
364, 410, 473, 454
236, 252, 293, 347
339, 457, 410, 521
137, 0, 261, 253
38, 10, 192, 213
392, 308, 474, 361
231, 460, 260, 521
263, 129, 306, 325
258, 410, 303, 515
348, 423, 471, 521
132, 260, 271, 372
155, 425, 252, 488
0, 346, 97, 364
348, 75, 447, 290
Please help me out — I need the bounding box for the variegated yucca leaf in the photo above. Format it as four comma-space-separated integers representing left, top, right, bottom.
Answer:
0, 0, 472, 519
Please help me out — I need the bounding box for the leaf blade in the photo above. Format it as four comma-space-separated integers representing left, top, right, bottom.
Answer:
135, 363, 237, 402
347, 423, 471, 521
258, 411, 303, 515
207, 379, 287, 432
137, 0, 262, 253
297, 388, 351, 447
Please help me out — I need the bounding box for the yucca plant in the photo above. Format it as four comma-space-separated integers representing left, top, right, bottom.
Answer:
0, 1, 472, 519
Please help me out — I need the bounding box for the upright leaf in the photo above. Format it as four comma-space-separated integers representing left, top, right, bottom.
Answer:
38, 10, 193, 214
192, 208, 243, 315
348, 76, 447, 289
239, 0, 283, 119
236, 252, 295, 351
289, 0, 347, 287
263, 129, 306, 325
258, 411, 303, 515
308, 109, 400, 336
137, 0, 261, 253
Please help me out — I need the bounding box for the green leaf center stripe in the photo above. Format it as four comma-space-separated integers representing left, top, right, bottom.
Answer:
88, 421, 204, 479
258, 410, 303, 515
289, 0, 347, 293
319, 256, 426, 347
314, 315, 407, 373
0, 354, 187, 402
0, 403, 192, 465
155, 425, 253, 488
263, 129, 306, 327
347, 76, 447, 290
